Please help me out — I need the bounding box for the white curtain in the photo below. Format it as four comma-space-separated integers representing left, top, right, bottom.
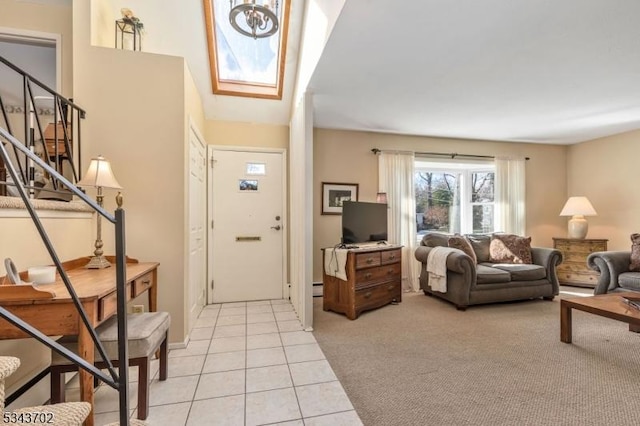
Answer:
494, 157, 526, 235
378, 152, 420, 292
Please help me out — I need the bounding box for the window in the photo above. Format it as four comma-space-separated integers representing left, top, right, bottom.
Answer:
415, 159, 495, 237
202, 0, 291, 99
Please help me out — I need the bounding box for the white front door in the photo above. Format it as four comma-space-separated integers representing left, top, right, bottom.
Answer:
188, 124, 207, 328
209, 148, 285, 303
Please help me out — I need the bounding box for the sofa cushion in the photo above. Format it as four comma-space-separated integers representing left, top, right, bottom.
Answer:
490, 264, 546, 281
618, 272, 640, 291
466, 234, 491, 263
448, 235, 477, 263
421, 231, 451, 248
489, 234, 533, 264
629, 233, 640, 272
476, 264, 511, 284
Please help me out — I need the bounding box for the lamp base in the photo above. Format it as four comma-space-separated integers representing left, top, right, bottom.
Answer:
85, 255, 112, 269
567, 215, 588, 239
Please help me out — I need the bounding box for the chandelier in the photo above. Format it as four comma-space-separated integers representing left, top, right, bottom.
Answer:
229, 0, 280, 39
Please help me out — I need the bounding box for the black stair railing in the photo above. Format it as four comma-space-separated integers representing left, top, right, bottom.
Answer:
0, 55, 86, 199
0, 127, 131, 426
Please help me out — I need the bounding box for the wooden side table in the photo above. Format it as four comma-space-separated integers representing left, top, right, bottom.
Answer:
553, 238, 608, 288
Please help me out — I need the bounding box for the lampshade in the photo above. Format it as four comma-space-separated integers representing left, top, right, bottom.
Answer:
560, 196, 597, 239
77, 156, 122, 189
559, 196, 597, 216
376, 192, 388, 204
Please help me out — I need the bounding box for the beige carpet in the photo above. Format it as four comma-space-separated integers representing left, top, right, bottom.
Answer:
312, 288, 640, 426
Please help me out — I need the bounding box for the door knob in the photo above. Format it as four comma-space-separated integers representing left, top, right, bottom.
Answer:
271, 225, 281, 230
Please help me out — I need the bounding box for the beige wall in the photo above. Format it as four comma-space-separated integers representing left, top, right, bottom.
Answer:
0, 0, 73, 97
313, 128, 568, 282
72, 45, 188, 344
567, 130, 640, 251
91, 0, 116, 48
204, 120, 289, 149
0, 213, 93, 395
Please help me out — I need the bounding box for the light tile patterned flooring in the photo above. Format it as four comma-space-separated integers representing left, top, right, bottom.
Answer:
66, 299, 363, 425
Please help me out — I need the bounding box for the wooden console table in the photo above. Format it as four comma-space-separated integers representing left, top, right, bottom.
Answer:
0, 257, 159, 426
322, 245, 402, 319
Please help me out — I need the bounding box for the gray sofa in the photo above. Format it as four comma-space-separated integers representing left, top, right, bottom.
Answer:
414, 232, 563, 310
587, 251, 640, 294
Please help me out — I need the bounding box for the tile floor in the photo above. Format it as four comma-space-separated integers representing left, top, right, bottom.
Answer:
66, 299, 363, 426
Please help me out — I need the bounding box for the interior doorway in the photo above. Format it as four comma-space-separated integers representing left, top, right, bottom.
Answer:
208, 147, 287, 304
187, 121, 207, 329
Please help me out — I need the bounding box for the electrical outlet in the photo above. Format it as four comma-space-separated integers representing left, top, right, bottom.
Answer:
132, 304, 144, 314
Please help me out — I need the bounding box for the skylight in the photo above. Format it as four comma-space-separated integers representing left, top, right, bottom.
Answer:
203, 0, 290, 99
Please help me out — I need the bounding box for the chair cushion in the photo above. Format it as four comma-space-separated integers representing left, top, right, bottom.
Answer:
466, 234, 491, 263
618, 272, 640, 291
490, 264, 546, 281
448, 235, 477, 263
489, 234, 533, 264
52, 312, 170, 365
476, 264, 511, 284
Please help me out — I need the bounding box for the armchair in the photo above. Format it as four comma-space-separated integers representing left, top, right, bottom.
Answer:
587, 251, 640, 294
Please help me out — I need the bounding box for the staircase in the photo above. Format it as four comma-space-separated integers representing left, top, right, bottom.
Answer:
0, 55, 85, 200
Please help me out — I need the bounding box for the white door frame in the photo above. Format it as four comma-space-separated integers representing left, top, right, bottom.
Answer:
0, 26, 62, 92
187, 118, 207, 329
207, 145, 288, 304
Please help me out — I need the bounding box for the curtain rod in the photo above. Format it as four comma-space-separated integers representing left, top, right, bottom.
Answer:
371, 148, 529, 160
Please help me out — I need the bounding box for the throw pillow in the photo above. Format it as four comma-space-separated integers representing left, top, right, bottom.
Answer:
630, 233, 640, 272
421, 231, 451, 248
448, 235, 477, 264
466, 234, 491, 263
489, 234, 533, 264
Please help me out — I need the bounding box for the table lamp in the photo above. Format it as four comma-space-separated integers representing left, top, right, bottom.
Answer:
559, 196, 597, 239
77, 155, 122, 268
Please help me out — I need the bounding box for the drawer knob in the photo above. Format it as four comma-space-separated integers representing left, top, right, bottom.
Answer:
365, 273, 372, 279
389, 254, 396, 259
387, 285, 395, 291
364, 291, 372, 299
366, 258, 374, 264
142, 279, 151, 285
387, 269, 394, 275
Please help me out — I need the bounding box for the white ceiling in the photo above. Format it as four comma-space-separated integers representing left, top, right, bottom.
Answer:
307, 0, 640, 144
5, 1, 640, 145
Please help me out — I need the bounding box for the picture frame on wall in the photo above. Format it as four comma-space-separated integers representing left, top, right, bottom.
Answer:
322, 182, 359, 215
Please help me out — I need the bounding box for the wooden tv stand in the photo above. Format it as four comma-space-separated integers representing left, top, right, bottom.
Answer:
322, 245, 402, 319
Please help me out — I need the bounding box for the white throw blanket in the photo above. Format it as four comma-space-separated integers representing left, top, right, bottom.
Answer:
324, 248, 349, 281
427, 247, 458, 293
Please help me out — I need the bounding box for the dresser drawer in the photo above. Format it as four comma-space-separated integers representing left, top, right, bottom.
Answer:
354, 252, 381, 269
99, 284, 132, 321
132, 272, 154, 298
355, 281, 402, 309
558, 271, 599, 286
381, 249, 401, 265
554, 240, 607, 254
355, 263, 401, 289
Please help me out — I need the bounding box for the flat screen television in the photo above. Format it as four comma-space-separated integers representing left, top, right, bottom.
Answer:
341, 201, 388, 245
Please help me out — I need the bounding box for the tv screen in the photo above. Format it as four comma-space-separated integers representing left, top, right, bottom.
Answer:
342, 201, 388, 244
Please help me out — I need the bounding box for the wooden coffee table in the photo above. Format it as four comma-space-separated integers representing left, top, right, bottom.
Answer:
560, 292, 640, 343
